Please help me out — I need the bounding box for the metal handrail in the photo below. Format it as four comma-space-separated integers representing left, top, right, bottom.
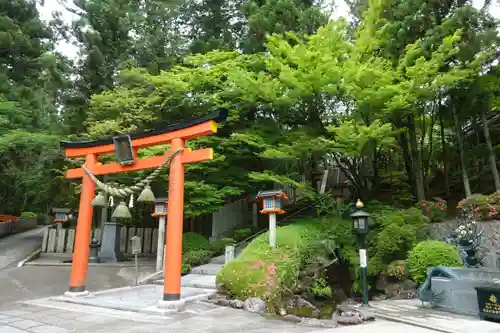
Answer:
233, 202, 316, 251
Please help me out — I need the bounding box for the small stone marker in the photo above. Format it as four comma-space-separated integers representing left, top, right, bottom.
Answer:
130, 236, 141, 285
130, 236, 141, 255
225, 245, 235, 264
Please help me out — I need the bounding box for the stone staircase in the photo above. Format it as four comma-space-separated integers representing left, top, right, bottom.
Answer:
153, 255, 224, 290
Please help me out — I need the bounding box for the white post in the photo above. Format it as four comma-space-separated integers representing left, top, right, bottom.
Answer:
156, 216, 166, 272
225, 245, 235, 264
269, 213, 276, 248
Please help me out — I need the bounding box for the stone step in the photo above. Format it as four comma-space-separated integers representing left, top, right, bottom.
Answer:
155, 274, 217, 289
210, 255, 225, 265
191, 263, 223, 275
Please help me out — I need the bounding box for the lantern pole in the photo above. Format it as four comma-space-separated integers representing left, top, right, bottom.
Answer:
351, 199, 370, 307
359, 232, 368, 306
156, 215, 166, 271
269, 213, 276, 248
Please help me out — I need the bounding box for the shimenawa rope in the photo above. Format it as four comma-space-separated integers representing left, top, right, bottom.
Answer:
82, 148, 184, 198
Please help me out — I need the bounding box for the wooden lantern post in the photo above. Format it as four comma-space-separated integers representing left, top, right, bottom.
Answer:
53, 208, 70, 230
256, 190, 288, 248
60, 109, 227, 309
152, 198, 168, 272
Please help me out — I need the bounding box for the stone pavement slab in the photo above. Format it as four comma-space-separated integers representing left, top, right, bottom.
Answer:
191, 263, 223, 275
28, 284, 215, 315
368, 299, 500, 333
0, 301, 438, 333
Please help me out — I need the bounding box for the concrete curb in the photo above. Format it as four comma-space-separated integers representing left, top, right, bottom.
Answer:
370, 311, 451, 333
24, 260, 156, 268
138, 270, 163, 285
17, 248, 41, 267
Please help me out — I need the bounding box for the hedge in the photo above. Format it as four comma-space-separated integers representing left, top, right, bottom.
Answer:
216, 220, 324, 302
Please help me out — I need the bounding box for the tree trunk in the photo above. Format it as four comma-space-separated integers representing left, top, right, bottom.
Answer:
453, 106, 471, 197
481, 109, 500, 191
438, 111, 451, 199
408, 114, 426, 201
397, 131, 415, 191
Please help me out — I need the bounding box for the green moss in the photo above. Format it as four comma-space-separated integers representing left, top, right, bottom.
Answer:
216, 220, 324, 301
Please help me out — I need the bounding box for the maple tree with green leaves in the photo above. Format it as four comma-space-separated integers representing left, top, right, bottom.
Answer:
0, 0, 499, 220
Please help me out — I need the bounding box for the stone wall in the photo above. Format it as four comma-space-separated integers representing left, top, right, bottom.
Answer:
0, 217, 37, 238
429, 220, 500, 269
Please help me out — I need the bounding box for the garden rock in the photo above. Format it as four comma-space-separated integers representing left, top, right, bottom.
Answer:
286, 295, 320, 318
331, 300, 375, 326
376, 276, 418, 299
208, 294, 231, 306
299, 318, 336, 328
243, 297, 266, 313
282, 314, 302, 323
229, 299, 244, 309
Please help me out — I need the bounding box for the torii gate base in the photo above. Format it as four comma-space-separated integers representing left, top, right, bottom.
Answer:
60, 110, 227, 310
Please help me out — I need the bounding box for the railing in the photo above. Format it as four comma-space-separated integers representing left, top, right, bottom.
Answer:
41, 226, 160, 255
228, 203, 317, 261
0, 215, 19, 222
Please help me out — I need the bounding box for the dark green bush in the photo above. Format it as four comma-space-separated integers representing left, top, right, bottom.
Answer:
216, 220, 324, 301
181, 263, 192, 275
182, 232, 210, 253
234, 228, 252, 241
406, 240, 462, 284
183, 250, 213, 266
210, 237, 236, 254
326, 207, 429, 291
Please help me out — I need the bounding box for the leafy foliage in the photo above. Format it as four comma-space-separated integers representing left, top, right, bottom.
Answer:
216, 220, 324, 301
406, 240, 462, 284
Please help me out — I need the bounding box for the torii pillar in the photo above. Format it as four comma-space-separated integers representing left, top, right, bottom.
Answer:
60, 109, 227, 309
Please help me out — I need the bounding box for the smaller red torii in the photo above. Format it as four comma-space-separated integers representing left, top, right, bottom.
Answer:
60, 109, 227, 307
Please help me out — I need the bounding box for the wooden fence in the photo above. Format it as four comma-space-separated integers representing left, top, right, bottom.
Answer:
41, 226, 160, 255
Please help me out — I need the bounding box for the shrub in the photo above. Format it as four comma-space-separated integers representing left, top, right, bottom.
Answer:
457, 194, 497, 220
311, 277, 332, 298
183, 250, 213, 266
234, 228, 252, 241
181, 263, 192, 275
386, 260, 408, 281
417, 199, 447, 222
326, 207, 428, 291
210, 237, 236, 254
216, 220, 324, 302
406, 240, 462, 284
20, 212, 37, 219
182, 232, 210, 253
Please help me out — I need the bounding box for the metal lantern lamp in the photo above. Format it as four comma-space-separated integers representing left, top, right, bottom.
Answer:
152, 198, 168, 271
351, 199, 370, 235
350, 198, 371, 307
256, 190, 289, 248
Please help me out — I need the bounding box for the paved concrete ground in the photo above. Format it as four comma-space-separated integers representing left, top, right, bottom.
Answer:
0, 227, 45, 270
369, 299, 500, 333
0, 300, 439, 333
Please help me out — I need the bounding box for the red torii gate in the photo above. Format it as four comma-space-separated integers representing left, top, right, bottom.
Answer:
60, 110, 227, 306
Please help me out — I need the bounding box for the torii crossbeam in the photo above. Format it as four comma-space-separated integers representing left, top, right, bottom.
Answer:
60, 109, 227, 307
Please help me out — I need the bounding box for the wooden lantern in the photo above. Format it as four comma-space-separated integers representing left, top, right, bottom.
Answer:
256, 190, 289, 215
53, 208, 70, 223
152, 198, 168, 217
